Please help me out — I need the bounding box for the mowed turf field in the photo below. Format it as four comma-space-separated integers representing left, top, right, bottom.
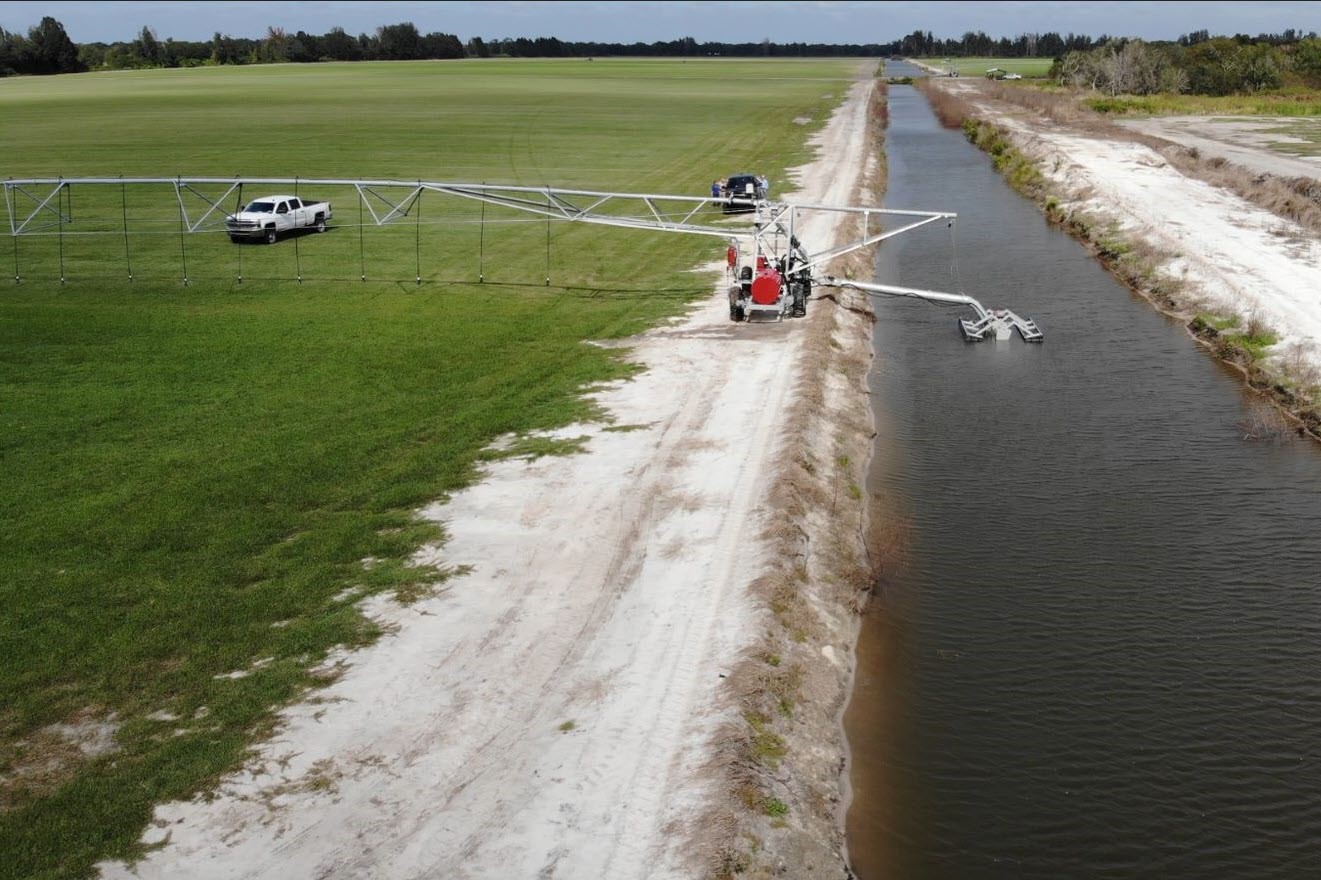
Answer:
0, 58, 861, 878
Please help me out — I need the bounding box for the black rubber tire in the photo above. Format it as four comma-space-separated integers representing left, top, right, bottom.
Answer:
314, 215, 326, 233
229, 235, 240, 244
264, 228, 277, 245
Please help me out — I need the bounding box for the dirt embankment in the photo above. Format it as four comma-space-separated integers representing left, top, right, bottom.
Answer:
699, 83, 890, 879
100, 73, 885, 880
919, 77, 1321, 439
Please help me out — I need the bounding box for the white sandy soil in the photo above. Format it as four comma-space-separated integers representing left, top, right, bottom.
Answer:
1115, 116, 1321, 180
946, 81, 1321, 377
99, 75, 875, 880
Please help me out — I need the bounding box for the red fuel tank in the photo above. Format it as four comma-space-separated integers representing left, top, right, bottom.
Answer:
751, 267, 782, 305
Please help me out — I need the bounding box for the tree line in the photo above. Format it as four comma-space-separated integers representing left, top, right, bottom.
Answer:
1053, 34, 1321, 96
4, 13, 1321, 99
890, 29, 1101, 59
0, 18, 888, 75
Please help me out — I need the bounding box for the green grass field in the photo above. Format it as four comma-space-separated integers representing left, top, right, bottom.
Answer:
920, 56, 1054, 78
0, 57, 863, 878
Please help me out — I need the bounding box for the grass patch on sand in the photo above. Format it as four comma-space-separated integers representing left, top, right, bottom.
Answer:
1087, 91, 1321, 117
0, 57, 860, 879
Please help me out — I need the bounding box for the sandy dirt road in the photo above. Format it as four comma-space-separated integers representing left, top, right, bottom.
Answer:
1115, 116, 1321, 180
99, 75, 875, 880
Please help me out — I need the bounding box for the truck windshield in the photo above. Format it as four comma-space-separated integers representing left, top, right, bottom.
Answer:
245, 202, 274, 213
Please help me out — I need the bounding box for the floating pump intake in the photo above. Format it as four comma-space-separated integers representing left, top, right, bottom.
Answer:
817, 276, 1043, 342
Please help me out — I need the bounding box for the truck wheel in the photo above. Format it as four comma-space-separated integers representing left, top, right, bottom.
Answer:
264, 229, 277, 245
314, 215, 326, 233
229, 235, 240, 244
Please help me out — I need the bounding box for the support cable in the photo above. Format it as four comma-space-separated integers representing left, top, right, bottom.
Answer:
120, 177, 133, 281
58, 180, 66, 284
177, 177, 189, 286
293, 176, 302, 284
415, 182, 422, 286
234, 182, 244, 284
358, 187, 366, 282
478, 181, 486, 283
545, 189, 551, 286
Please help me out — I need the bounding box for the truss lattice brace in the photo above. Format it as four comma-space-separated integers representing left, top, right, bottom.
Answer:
3, 176, 952, 274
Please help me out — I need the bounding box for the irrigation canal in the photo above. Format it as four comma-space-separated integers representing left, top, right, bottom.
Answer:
844, 64, 1321, 877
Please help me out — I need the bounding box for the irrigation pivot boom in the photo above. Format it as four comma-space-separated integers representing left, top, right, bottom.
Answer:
3, 176, 1042, 341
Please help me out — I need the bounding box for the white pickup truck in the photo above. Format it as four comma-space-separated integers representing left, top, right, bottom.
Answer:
226, 195, 332, 244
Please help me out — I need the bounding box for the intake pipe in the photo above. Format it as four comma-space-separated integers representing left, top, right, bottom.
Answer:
815, 276, 1043, 342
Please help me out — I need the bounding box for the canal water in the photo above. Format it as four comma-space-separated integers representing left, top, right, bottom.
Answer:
845, 68, 1321, 878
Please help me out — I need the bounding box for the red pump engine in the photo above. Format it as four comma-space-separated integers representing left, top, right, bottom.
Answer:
750, 255, 782, 305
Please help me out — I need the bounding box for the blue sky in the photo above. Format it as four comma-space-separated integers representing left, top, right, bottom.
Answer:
2, 1, 1317, 44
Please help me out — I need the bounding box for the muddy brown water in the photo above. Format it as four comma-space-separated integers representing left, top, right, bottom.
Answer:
845, 68, 1321, 878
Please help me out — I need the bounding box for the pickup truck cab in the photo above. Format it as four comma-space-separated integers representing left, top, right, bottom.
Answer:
226, 195, 332, 244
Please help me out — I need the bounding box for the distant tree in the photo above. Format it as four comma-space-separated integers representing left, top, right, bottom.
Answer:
376, 22, 421, 59
77, 40, 106, 70
211, 31, 241, 64
287, 31, 318, 63
135, 25, 162, 66
1235, 43, 1282, 91
102, 44, 143, 70
320, 27, 360, 61
1293, 38, 1321, 85
420, 31, 464, 59
0, 26, 30, 75
1038, 32, 1065, 56
256, 26, 290, 63
27, 16, 84, 73
466, 36, 489, 58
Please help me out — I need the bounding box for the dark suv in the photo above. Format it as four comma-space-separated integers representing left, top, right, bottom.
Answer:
722, 173, 765, 213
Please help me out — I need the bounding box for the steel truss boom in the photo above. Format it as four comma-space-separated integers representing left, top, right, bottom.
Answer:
2, 176, 1039, 340
2, 176, 950, 260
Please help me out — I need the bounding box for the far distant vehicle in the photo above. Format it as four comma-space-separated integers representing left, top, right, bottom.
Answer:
226, 195, 332, 243
1003, 72, 1023, 80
